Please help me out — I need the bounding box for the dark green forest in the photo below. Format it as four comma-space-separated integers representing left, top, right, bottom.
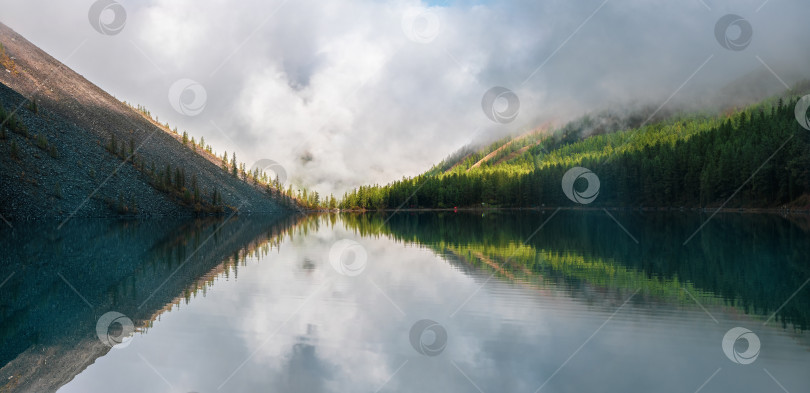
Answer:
339, 91, 810, 210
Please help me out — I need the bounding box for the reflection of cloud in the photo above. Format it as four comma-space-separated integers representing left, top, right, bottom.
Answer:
302, 257, 317, 271
277, 325, 333, 393
57, 216, 810, 393
238, 229, 406, 390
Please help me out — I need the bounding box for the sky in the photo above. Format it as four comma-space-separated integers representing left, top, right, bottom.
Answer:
0, 0, 808, 196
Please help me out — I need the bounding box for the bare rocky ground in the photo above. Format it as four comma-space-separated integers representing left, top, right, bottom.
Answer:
0, 83, 186, 219
0, 22, 294, 220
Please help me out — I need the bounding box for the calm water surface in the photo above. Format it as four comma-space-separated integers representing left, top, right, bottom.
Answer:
1, 211, 808, 392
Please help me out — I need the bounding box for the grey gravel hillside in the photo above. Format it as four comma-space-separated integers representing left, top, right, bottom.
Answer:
0, 22, 296, 220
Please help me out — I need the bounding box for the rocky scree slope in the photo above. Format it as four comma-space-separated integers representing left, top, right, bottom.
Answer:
0, 22, 294, 219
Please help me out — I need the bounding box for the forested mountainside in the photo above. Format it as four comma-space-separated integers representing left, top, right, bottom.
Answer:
340, 85, 810, 210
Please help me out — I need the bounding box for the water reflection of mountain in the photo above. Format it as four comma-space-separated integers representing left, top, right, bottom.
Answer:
0, 214, 303, 393
342, 210, 810, 331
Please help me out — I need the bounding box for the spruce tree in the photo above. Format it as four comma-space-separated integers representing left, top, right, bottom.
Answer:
231, 152, 238, 177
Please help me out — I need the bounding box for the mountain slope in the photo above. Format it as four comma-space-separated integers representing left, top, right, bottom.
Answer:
340, 86, 810, 210
0, 22, 295, 220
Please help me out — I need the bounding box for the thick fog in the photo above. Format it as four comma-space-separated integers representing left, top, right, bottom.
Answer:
1, 0, 807, 195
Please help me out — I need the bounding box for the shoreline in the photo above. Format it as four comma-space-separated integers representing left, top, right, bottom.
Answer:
328, 206, 810, 215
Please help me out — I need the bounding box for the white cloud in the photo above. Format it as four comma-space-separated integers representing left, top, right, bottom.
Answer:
1, 0, 808, 196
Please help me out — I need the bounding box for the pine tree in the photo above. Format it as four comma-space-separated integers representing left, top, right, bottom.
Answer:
212, 187, 220, 205
192, 174, 199, 202
109, 133, 117, 154
231, 152, 238, 177
164, 164, 172, 188
10, 140, 19, 159
175, 167, 184, 189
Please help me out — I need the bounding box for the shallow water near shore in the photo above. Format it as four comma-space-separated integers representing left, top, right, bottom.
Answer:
1, 211, 808, 392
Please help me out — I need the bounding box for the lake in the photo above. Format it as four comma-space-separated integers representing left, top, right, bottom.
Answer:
0, 210, 808, 392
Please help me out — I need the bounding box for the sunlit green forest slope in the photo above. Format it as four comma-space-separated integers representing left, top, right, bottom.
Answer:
340, 85, 810, 210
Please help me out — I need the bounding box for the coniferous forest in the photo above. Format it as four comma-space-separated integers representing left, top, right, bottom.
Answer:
339, 92, 810, 210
